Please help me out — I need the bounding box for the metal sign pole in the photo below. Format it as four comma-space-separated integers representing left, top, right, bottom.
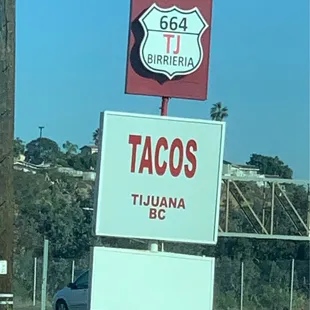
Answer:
160, 97, 169, 117
71, 260, 75, 283
289, 258, 295, 310
240, 261, 244, 310
148, 96, 170, 253
41, 239, 49, 310
33, 257, 37, 306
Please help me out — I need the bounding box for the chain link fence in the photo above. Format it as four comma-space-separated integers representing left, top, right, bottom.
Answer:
213, 258, 309, 310
13, 251, 89, 310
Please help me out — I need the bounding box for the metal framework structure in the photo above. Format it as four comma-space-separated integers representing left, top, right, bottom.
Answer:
218, 176, 310, 241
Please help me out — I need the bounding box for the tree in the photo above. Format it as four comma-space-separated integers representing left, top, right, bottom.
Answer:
93, 128, 99, 146
14, 169, 93, 257
68, 152, 98, 171
11, 132, 310, 308
210, 102, 228, 121
14, 170, 94, 297
25, 138, 60, 165
57, 141, 79, 168
62, 141, 78, 157
86, 152, 97, 170
13, 137, 25, 158
247, 154, 293, 178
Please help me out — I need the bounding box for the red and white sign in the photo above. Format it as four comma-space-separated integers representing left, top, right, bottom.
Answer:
94, 111, 225, 244
125, 0, 213, 101
139, 4, 208, 79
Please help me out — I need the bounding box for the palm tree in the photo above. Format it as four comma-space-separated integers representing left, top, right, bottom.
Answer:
93, 128, 100, 146
62, 141, 78, 156
13, 137, 25, 158
210, 102, 228, 121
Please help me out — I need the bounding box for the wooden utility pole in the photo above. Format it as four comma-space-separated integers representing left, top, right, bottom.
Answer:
0, 0, 15, 309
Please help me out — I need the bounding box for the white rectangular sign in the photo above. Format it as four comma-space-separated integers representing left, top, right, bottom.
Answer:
94, 111, 225, 244
89, 247, 215, 310
0, 260, 7, 275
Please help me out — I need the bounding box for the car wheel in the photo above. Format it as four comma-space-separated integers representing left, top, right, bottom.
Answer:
56, 300, 68, 310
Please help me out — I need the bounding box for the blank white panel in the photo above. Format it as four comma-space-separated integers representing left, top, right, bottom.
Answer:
89, 247, 215, 310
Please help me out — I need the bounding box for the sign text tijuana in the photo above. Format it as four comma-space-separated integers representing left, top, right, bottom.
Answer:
94, 111, 225, 244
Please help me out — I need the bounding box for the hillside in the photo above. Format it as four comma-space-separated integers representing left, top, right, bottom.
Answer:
13, 136, 309, 309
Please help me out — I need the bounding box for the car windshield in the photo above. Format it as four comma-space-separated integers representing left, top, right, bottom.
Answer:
74, 271, 89, 289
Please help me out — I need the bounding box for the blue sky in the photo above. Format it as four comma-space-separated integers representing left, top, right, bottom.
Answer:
15, 0, 309, 179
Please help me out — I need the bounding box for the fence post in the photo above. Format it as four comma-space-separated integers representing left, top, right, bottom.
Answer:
240, 261, 244, 310
289, 259, 295, 310
33, 257, 37, 306
41, 239, 49, 310
71, 260, 75, 283
307, 185, 310, 237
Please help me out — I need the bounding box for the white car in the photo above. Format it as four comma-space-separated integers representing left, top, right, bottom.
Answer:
52, 270, 89, 310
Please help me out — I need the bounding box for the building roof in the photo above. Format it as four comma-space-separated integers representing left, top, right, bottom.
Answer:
223, 160, 259, 170
80, 145, 98, 150
235, 164, 259, 170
